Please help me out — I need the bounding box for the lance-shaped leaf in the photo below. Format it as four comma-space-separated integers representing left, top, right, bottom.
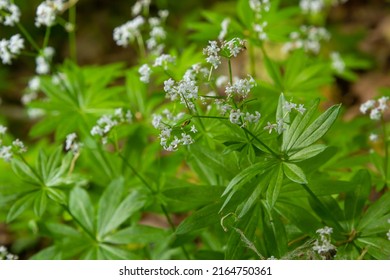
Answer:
283, 162, 307, 184
69, 187, 95, 235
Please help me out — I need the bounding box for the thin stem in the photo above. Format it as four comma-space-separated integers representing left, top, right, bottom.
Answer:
118, 153, 153, 193
228, 59, 233, 85
61, 204, 96, 241
242, 127, 279, 158
249, 43, 256, 78
136, 34, 146, 59
301, 184, 344, 232
16, 23, 40, 52
68, 3, 77, 62
42, 27, 51, 49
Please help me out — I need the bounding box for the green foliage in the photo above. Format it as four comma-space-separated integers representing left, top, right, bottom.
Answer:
0, 0, 389, 260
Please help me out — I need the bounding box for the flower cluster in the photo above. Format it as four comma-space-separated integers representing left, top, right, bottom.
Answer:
0, 125, 27, 162
229, 109, 261, 127
204, 38, 246, 69
330, 52, 345, 73
282, 26, 330, 54
36, 47, 55, 74
312, 226, 337, 259
218, 18, 230, 41
114, 1, 168, 55
90, 108, 133, 144
65, 132, 80, 154
299, 0, 324, 14
164, 75, 198, 111
253, 22, 268, 41
35, 0, 65, 27
0, 0, 21, 26
0, 34, 24, 65
225, 75, 256, 99
0, 245, 18, 260
152, 109, 197, 151
113, 15, 145, 47
249, 0, 271, 17
264, 100, 306, 134
360, 96, 389, 121
22, 77, 41, 105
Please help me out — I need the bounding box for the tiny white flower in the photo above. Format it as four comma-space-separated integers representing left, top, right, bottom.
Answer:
218, 18, 230, 41
370, 108, 381, 120
369, 133, 378, 142
139, 64, 151, 83
360, 99, 375, 114
190, 125, 197, 133
0, 125, 7, 135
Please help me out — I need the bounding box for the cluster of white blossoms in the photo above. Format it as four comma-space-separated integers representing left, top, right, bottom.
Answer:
22, 76, 41, 104
90, 108, 133, 144
218, 18, 230, 41
312, 226, 337, 259
0, 0, 21, 26
65, 132, 80, 154
36, 47, 55, 74
35, 0, 65, 27
152, 109, 197, 151
229, 109, 261, 127
0, 245, 18, 260
113, 15, 145, 47
360, 96, 389, 121
225, 75, 256, 99
0, 125, 27, 162
282, 26, 330, 54
114, 1, 168, 55
203, 38, 246, 69
0, 34, 24, 65
249, 0, 271, 17
330, 52, 345, 73
264, 100, 306, 134
299, 0, 324, 14
139, 54, 176, 83
164, 75, 198, 111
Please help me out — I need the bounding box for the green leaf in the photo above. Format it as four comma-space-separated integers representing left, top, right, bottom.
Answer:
11, 158, 41, 186
358, 192, 390, 232
104, 225, 167, 245
46, 188, 67, 204
99, 244, 140, 260
292, 104, 341, 150
263, 54, 283, 90
7, 193, 36, 222
97, 177, 125, 238
266, 164, 284, 208
33, 190, 48, 217
225, 208, 260, 259
344, 170, 371, 228
283, 162, 307, 184
288, 144, 327, 162
176, 202, 221, 235
355, 238, 390, 259
30, 246, 62, 260
101, 190, 147, 236
69, 187, 95, 234
282, 99, 320, 151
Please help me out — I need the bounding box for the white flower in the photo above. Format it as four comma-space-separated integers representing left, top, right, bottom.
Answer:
313, 226, 336, 258
0, 1, 21, 26
244, 111, 261, 124
190, 125, 197, 133
229, 109, 244, 125
378, 96, 389, 112
139, 64, 151, 83
35, 0, 64, 27
222, 38, 246, 57
153, 54, 175, 70
132, 0, 151, 16
203, 41, 221, 69
369, 133, 378, 142
370, 108, 381, 120
0, 34, 24, 65
218, 18, 230, 41
300, 0, 324, 14
28, 76, 41, 91
360, 100, 375, 114
225, 75, 256, 99
331, 52, 345, 73
35, 47, 55, 74
12, 139, 27, 154
0, 145, 13, 162
264, 122, 277, 134
253, 22, 268, 41
0, 125, 7, 135
65, 133, 77, 151
181, 133, 194, 145
113, 16, 145, 47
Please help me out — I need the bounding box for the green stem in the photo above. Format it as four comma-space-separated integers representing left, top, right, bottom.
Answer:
117, 153, 153, 193
68, 3, 77, 63
301, 184, 344, 232
228, 59, 233, 85
242, 127, 279, 158
136, 34, 146, 59
61, 204, 96, 241
42, 27, 51, 49
16, 23, 40, 52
